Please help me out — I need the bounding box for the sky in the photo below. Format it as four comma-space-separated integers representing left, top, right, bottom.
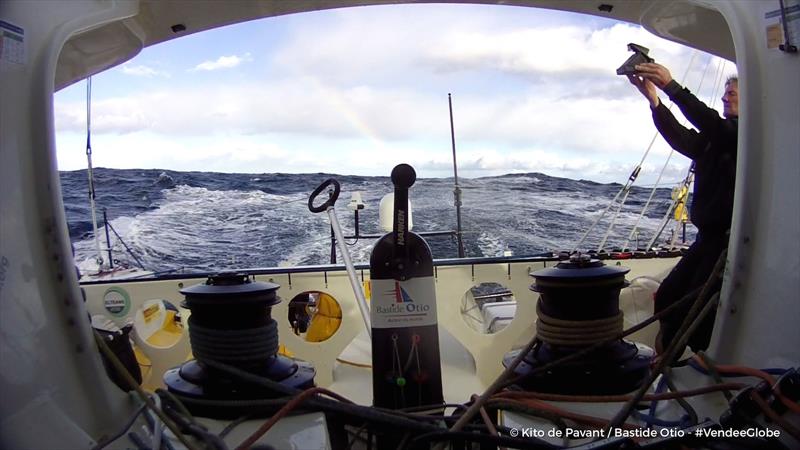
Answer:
53, 3, 736, 184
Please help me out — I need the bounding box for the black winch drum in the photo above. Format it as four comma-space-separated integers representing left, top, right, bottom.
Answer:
164, 273, 315, 418
503, 256, 653, 394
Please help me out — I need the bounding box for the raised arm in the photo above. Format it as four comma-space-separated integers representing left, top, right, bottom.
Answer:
635, 63, 731, 136
627, 69, 704, 159
651, 102, 705, 160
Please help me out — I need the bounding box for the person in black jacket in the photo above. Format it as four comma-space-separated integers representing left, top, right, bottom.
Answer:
628, 62, 738, 356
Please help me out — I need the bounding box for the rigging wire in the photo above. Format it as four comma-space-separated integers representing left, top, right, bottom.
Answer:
603, 52, 716, 251
647, 58, 728, 250
574, 51, 699, 252
647, 164, 694, 250
85, 77, 105, 270
594, 54, 734, 252
665, 58, 728, 250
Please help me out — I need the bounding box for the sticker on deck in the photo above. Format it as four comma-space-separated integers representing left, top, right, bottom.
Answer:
764, 2, 799, 49
370, 277, 437, 328
103, 287, 131, 317
0, 20, 25, 64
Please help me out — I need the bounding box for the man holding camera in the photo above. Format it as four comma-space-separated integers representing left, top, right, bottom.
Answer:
628, 62, 739, 358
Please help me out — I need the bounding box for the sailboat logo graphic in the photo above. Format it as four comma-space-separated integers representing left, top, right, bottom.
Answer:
394, 282, 413, 303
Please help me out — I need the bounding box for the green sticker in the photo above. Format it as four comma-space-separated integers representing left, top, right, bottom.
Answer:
103, 287, 131, 317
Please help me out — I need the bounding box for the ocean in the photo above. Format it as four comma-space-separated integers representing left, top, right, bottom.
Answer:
60, 168, 695, 275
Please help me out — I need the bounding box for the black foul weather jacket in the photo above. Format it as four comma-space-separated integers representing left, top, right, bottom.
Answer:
652, 80, 738, 234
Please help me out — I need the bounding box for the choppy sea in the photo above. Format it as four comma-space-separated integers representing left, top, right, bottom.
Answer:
60, 168, 695, 275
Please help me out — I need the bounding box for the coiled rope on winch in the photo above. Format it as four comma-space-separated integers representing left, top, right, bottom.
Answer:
187, 316, 280, 370
535, 302, 623, 347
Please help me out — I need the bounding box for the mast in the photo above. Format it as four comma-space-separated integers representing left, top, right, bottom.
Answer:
448, 93, 466, 258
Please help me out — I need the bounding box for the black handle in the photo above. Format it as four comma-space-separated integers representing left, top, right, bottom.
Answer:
308, 178, 341, 213
390, 164, 415, 268
391, 163, 416, 189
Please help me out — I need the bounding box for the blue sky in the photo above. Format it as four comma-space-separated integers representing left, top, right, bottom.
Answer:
54, 3, 735, 184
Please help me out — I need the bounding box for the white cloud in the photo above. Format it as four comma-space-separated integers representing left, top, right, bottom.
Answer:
55, 4, 721, 185
53, 75, 694, 183
191, 53, 253, 71
121, 64, 169, 77
448, 23, 684, 77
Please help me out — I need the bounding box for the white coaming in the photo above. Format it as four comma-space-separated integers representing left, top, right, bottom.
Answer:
1, 0, 145, 445
706, 0, 800, 368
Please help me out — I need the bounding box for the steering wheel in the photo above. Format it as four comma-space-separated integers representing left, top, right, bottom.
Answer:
308, 178, 341, 213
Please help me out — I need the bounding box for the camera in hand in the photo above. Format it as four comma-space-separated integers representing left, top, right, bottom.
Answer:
616, 43, 654, 75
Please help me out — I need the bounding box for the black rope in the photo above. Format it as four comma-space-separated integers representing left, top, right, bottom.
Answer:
187, 316, 279, 369
663, 366, 699, 426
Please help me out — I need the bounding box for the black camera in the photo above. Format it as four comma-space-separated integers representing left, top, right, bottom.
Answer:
616, 43, 654, 75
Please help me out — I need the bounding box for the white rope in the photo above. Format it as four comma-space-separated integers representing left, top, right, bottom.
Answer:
621, 150, 675, 250
596, 180, 636, 251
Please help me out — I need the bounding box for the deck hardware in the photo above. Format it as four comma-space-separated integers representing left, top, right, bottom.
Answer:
506, 256, 652, 394
369, 164, 443, 425
778, 0, 798, 53
166, 272, 314, 418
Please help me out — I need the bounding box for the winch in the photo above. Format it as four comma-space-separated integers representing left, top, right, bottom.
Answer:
164, 272, 315, 418
503, 254, 652, 394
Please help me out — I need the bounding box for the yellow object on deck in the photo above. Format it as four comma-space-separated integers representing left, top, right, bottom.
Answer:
278, 344, 295, 357
305, 292, 342, 342
146, 310, 183, 347
672, 185, 690, 223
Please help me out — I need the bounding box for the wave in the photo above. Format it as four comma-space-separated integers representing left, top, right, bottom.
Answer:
61, 168, 695, 273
